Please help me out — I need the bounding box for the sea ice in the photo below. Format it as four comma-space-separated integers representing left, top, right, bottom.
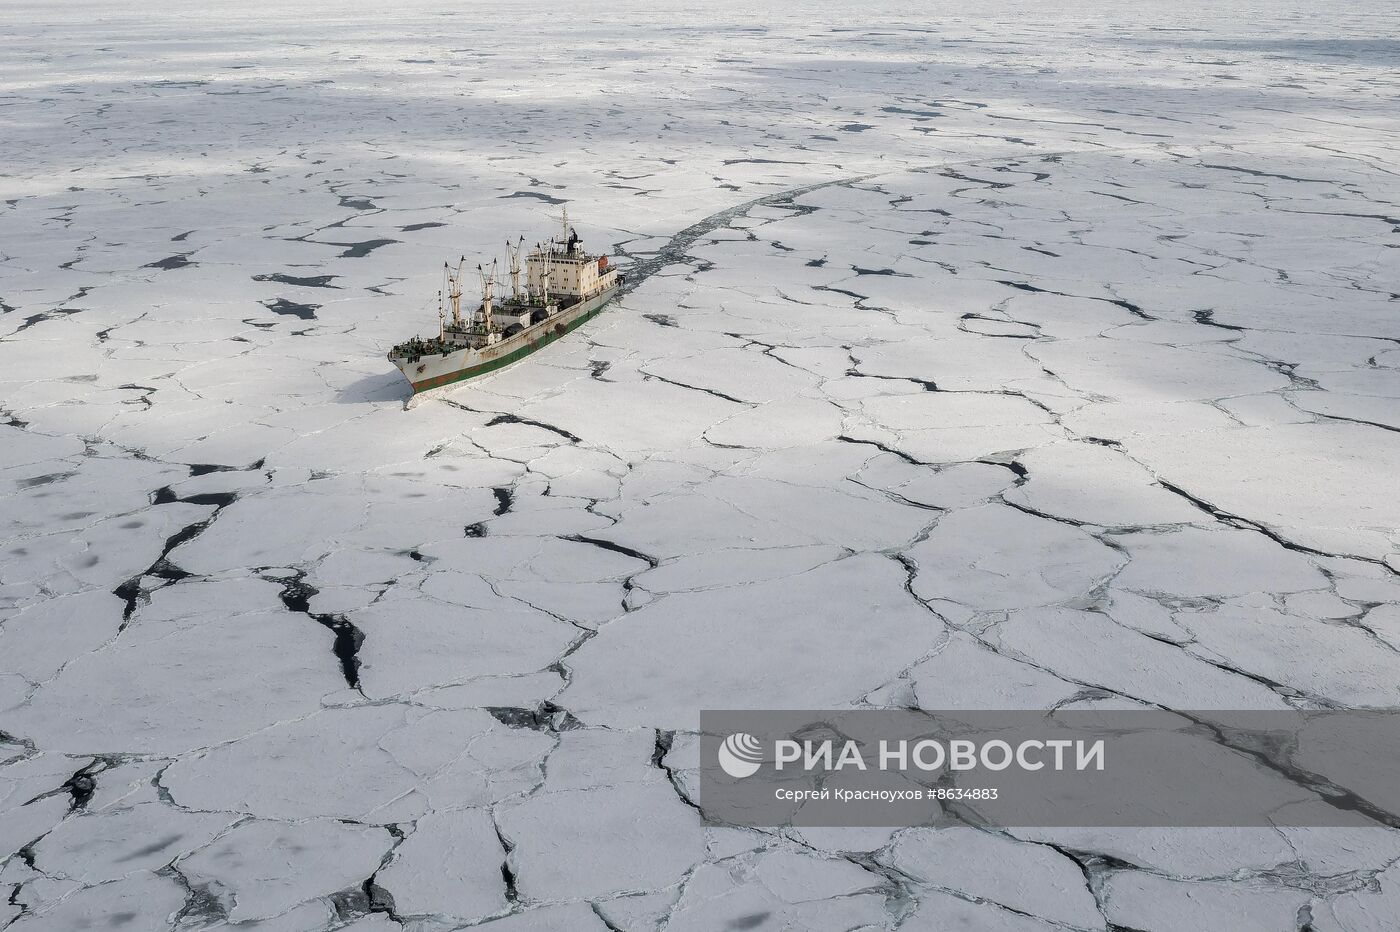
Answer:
2, 0, 1398, 927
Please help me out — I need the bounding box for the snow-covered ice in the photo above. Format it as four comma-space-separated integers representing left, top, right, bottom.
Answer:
2, 0, 1400, 928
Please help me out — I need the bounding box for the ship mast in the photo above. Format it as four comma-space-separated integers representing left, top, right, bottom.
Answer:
535, 243, 550, 306
477, 260, 497, 332
559, 205, 570, 250
507, 236, 523, 301
447, 257, 465, 328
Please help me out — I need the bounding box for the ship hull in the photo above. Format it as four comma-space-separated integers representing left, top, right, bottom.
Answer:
392, 284, 619, 393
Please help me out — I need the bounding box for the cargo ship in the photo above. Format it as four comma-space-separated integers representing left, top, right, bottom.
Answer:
388, 209, 623, 392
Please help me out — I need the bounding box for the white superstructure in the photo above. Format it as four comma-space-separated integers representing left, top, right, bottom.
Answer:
527, 207, 619, 300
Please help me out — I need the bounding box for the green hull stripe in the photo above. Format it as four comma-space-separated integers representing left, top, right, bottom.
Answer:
409, 299, 609, 392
